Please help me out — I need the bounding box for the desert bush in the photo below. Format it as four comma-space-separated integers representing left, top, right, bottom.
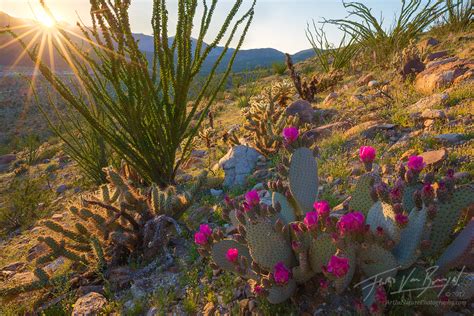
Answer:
0, 176, 53, 235
272, 62, 287, 76
326, 0, 448, 66
0, 167, 206, 298
195, 131, 473, 312
10, 0, 256, 187
20, 134, 40, 165
306, 21, 360, 72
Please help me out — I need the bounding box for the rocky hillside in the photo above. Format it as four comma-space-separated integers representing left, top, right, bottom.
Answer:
0, 26, 473, 315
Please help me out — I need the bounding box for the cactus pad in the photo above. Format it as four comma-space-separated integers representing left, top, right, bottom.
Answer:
393, 206, 427, 269
267, 279, 297, 304
359, 244, 398, 279
273, 192, 296, 224
436, 220, 474, 275
289, 147, 319, 215
402, 183, 422, 213
211, 239, 252, 274
245, 219, 296, 270
366, 201, 401, 243
309, 233, 336, 273
429, 185, 474, 255
349, 173, 377, 215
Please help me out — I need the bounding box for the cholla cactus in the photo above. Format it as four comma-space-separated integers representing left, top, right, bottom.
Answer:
1, 167, 206, 297
237, 80, 306, 156
196, 130, 474, 311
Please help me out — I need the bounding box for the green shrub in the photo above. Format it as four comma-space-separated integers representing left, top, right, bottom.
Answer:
272, 62, 287, 75
441, 0, 473, 32
0, 176, 53, 235
11, 0, 256, 187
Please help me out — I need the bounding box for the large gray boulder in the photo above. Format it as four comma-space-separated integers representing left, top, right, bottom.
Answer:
218, 146, 260, 188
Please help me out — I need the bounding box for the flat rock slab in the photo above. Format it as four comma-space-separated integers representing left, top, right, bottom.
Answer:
408, 93, 449, 114
435, 133, 465, 144
305, 121, 350, 138
286, 100, 314, 123
419, 149, 448, 167
415, 58, 473, 94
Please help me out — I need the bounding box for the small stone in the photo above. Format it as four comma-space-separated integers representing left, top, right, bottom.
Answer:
424, 119, 435, 127
367, 80, 379, 88
419, 149, 448, 166
421, 109, 446, 119
408, 93, 449, 113
435, 133, 465, 144
56, 184, 69, 194
52, 213, 64, 220
210, 189, 224, 197
418, 37, 439, 50
357, 73, 374, 86
0, 154, 16, 165
43, 257, 66, 274
72, 292, 107, 316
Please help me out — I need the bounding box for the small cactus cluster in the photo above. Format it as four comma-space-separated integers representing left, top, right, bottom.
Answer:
1, 167, 206, 297
229, 80, 304, 156
196, 128, 473, 311
285, 54, 343, 102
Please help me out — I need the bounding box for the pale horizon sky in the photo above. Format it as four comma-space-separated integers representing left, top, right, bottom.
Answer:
1, 0, 430, 54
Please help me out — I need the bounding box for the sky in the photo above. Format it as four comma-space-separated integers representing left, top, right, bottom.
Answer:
1, 0, 424, 54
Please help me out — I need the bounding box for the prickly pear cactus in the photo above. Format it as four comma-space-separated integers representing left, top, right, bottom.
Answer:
349, 173, 378, 215
366, 201, 401, 243
289, 147, 319, 215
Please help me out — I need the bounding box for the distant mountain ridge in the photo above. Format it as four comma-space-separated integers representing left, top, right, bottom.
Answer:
0, 12, 315, 73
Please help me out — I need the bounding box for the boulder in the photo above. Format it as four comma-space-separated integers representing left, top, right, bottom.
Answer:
0, 154, 16, 165
419, 149, 448, 167
401, 57, 425, 78
425, 51, 448, 62
407, 93, 449, 114
418, 37, 439, 51
72, 292, 107, 316
218, 146, 260, 188
414, 58, 474, 94
286, 100, 314, 123
367, 80, 380, 88
420, 109, 446, 120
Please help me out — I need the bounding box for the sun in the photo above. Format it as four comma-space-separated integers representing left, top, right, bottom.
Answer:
37, 12, 56, 28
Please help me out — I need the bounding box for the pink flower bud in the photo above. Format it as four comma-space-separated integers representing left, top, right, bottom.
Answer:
326, 255, 350, 278
273, 262, 291, 285
407, 155, 425, 173
199, 224, 212, 237
194, 231, 208, 245
359, 146, 376, 163
304, 211, 319, 230
253, 284, 263, 295
395, 213, 409, 226
282, 126, 299, 143
376, 226, 384, 237
313, 200, 331, 217
319, 279, 329, 289
225, 248, 239, 263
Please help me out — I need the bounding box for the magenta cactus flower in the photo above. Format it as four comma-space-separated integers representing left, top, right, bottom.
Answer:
370, 303, 381, 314
199, 224, 212, 237
282, 126, 299, 143
313, 200, 330, 217
319, 279, 329, 289
273, 262, 291, 285
336, 211, 365, 236
243, 190, 260, 211
359, 146, 376, 163
225, 248, 239, 263
303, 211, 319, 230
253, 284, 263, 295
395, 213, 409, 226
326, 255, 350, 278
407, 155, 425, 172
375, 286, 387, 305
194, 231, 208, 245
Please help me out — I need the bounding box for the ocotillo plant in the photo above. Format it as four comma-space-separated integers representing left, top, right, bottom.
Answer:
196, 128, 473, 312
8, 0, 256, 186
